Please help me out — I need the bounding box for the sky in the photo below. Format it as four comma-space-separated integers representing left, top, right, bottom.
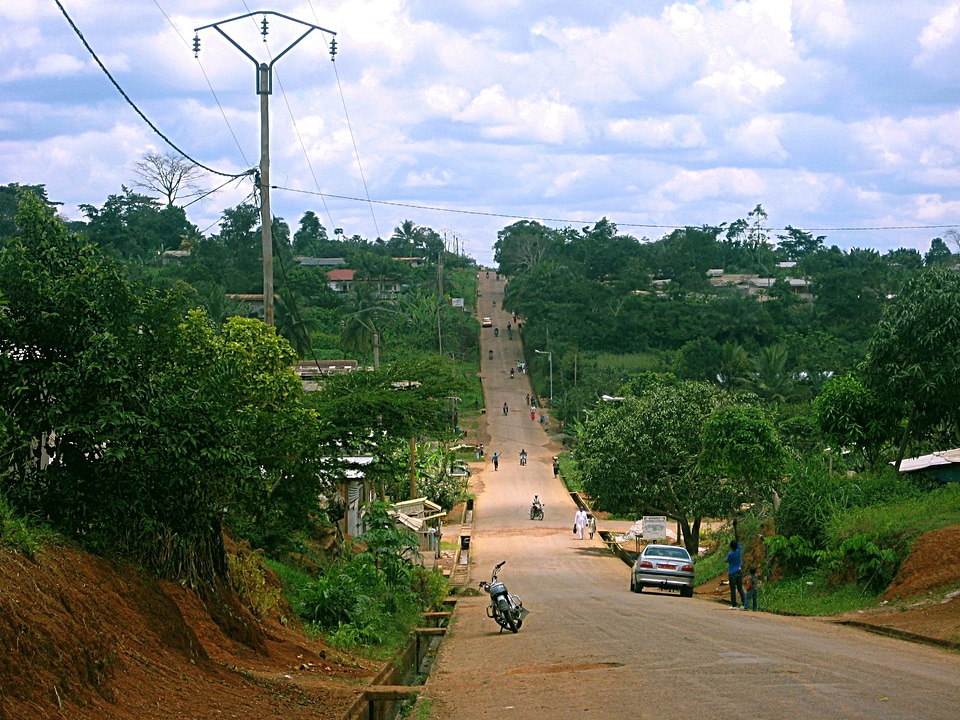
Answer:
4, 0, 960, 266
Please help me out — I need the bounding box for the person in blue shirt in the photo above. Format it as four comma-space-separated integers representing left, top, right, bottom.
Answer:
726, 538, 745, 609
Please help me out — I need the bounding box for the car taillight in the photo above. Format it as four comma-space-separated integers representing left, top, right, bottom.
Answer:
681, 564, 694, 572
639, 560, 654, 569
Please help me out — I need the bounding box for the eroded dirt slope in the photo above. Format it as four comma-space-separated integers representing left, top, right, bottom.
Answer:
0, 544, 380, 720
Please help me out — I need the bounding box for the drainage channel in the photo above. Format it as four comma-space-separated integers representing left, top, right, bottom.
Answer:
342, 499, 473, 720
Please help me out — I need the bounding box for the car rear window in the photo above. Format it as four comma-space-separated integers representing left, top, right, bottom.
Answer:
645, 546, 690, 560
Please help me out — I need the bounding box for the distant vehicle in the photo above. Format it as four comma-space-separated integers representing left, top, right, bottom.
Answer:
630, 544, 695, 597
481, 317, 493, 327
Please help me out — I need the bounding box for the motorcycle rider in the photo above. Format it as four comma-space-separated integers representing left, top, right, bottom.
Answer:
519, 448, 527, 465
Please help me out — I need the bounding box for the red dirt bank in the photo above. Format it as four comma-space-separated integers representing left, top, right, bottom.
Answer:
0, 544, 380, 720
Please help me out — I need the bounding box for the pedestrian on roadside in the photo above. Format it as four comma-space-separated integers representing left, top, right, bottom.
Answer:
530, 407, 536, 421
727, 538, 745, 609
503, 402, 509, 415
742, 567, 759, 611
479, 444, 484, 458
492, 452, 499, 471
540, 413, 546, 425
573, 508, 588, 539
526, 393, 530, 406
587, 514, 597, 540
552, 457, 560, 477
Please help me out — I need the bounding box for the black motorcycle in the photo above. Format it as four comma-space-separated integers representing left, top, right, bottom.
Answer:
529, 500, 544, 521
479, 561, 527, 633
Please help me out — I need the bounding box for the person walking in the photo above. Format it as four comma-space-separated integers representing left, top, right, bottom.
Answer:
552, 457, 560, 477
726, 538, 745, 609
742, 567, 759, 611
530, 407, 536, 421
573, 509, 588, 539
492, 452, 499, 471
503, 402, 509, 415
587, 514, 597, 540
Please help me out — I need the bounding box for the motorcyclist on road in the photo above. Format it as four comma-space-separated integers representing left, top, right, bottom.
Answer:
519, 449, 527, 465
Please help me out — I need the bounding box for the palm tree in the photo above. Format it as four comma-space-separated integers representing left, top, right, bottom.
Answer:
738, 345, 796, 403
339, 283, 400, 365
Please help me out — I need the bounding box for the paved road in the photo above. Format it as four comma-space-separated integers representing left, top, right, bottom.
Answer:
423, 274, 960, 719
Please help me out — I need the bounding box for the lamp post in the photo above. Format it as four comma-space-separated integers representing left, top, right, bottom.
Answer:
534, 349, 553, 403
194, 11, 336, 326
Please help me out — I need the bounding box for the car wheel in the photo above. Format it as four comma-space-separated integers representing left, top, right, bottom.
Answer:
629, 578, 635, 593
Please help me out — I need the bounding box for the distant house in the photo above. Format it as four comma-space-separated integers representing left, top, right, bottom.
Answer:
895, 449, 960, 483
707, 272, 813, 301
226, 293, 267, 315
325, 268, 405, 298
294, 256, 346, 267
161, 249, 190, 265
293, 359, 359, 391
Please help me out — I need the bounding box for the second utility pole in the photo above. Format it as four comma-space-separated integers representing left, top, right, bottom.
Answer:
194, 11, 336, 326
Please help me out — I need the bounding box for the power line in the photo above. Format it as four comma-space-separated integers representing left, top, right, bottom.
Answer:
54, 0, 253, 181
271, 184, 960, 234
151, 0, 252, 168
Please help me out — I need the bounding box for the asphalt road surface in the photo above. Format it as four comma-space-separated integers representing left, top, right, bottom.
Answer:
421, 274, 960, 720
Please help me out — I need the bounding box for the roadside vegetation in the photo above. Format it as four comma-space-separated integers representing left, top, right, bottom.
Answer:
0, 183, 473, 651
497, 209, 960, 614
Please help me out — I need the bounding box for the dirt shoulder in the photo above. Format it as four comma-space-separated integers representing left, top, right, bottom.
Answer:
693, 524, 960, 649
0, 544, 381, 720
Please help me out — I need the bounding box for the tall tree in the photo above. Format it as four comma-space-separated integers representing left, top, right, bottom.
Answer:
131, 150, 207, 206
864, 268, 960, 466
578, 380, 745, 555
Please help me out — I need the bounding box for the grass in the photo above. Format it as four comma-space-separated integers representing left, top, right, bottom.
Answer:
0, 495, 57, 556
759, 574, 881, 616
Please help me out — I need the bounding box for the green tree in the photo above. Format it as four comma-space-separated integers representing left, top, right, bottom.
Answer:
578, 380, 741, 555
699, 403, 786, 505
864, 268, 960, 466
79, 187, 197, 261
0, 194, 325, 583
812, 373, 898, 468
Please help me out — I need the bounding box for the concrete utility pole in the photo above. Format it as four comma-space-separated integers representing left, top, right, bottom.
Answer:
194, 11, 336, 326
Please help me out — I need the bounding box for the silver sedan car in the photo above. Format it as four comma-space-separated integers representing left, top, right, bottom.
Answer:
630, 544, 695, 597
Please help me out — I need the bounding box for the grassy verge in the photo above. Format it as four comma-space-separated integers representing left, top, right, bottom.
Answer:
759, 574, 881, 616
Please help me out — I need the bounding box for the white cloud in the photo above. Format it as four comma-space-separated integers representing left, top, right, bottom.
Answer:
455, 85, 586, 144
606, 116, 707, 149
724, 116, 788, 161
654, 167, 767, 204
914, 2, 960, 66
792, 0, 854, 49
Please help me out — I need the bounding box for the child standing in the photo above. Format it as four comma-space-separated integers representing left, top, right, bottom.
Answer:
742, 567, 759, 611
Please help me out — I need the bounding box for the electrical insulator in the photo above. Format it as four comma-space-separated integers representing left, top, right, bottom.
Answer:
329, 38, 338, 60
192, 34, 201, 58
261, 16, 269, 40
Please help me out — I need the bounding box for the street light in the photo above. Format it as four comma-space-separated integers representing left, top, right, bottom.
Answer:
534, 350, 553, 403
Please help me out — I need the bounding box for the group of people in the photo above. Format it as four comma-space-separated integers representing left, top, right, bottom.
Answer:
572, 508, 596, 540
726, 537, 760, 611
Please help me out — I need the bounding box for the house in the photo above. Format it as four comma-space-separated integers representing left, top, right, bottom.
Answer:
895, 449, 960, 483
325, 268, 405, 298
391, 497, 446, 558
707, 273, 813, 301
294, 256, 346, 267
293, 359, 359, 391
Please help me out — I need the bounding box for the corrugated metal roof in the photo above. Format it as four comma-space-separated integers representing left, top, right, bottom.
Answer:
897, 448, 960, 473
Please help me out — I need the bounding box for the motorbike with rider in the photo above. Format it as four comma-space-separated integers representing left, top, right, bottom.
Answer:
529, 494, 544, 521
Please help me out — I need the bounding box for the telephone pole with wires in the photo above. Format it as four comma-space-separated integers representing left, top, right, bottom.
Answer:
193, 11, 336, 326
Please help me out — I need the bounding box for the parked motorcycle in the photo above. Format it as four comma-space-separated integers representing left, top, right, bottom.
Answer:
529, 500, 544, 521
479, 561, 527, 633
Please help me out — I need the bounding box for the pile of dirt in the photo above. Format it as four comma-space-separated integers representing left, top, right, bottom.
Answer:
836, 525, 960, 646
0, 543, 381, 720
